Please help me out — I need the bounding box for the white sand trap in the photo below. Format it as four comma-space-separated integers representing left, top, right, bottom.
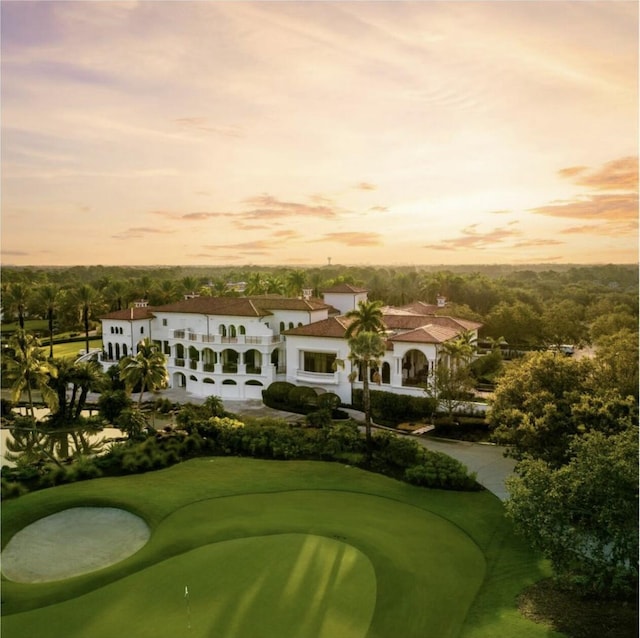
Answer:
1, 507, 150, 583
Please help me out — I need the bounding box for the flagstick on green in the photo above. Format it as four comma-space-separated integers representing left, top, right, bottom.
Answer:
184, 585, 191, 630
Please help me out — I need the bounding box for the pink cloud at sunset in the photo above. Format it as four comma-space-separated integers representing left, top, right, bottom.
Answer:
0, 1, 636, 266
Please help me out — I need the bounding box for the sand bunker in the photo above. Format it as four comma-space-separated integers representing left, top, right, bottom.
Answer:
1, 507, 150, 583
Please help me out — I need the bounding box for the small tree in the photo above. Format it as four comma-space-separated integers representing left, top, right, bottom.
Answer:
4, 330, 58, 418
119, 338, 168, 407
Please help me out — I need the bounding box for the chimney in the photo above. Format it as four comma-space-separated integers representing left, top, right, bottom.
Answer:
436, 295, 446, 308
302, 287, 313, 300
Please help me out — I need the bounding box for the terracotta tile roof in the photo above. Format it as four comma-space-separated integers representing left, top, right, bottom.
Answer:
383, 313, 481, 332
388, 324, 461, 344
144, 297, 271, 317
284, 316, 355, 338
379, 306, 421, 316
399, 301, 441, 315
322, 283, 368, 294
101, 307, 156, 320
246, 296, 332, 312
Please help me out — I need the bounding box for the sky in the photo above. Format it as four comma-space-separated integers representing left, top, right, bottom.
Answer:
1, 0, 637, 267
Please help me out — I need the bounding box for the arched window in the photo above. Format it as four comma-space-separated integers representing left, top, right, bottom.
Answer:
229, 325, 237, 338
239, 325, 246, 335
382, 362, 391, 384
279, 321, 285, 332
219, 325, 227, 337
288, 322, 294, 330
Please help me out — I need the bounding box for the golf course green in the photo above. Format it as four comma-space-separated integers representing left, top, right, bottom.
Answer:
1, 458, 553, 638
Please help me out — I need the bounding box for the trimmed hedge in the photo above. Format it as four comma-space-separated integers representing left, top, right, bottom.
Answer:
352, 389, 437, 425
262, 384, 347, 419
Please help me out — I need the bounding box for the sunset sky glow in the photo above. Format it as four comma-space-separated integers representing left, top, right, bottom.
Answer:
1, 0, 638, 267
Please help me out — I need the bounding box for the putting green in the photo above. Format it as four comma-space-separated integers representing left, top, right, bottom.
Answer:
1, 459, 551, 638
2, 534, 376, 638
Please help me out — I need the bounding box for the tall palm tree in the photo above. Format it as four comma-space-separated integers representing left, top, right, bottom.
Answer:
286, 269, 307, 297
72, 284, 102, 355
181, 276, 199, 296
151, 279, 177, 305
4, 282, 30, 330
309, 271, 324, 299
265, 275, 285, 295
70, 359, 105, 420
344, 299, 385, 339
105, 279, 129, 311
4, 330, 58, 417
119, 338, 168, 407
348, 330, 386, 459
35, 283, 60, 359
246, 272, 268, 296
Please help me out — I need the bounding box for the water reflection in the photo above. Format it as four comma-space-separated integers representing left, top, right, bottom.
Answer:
1, 408, 126, 468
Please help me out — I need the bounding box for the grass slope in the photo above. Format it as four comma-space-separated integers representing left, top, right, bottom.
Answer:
0, 458, 557, 638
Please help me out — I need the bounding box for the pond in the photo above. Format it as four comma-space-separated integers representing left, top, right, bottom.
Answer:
1, 409, 174, 468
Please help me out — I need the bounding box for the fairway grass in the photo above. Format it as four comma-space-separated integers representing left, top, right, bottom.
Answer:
1, 458, 555, 638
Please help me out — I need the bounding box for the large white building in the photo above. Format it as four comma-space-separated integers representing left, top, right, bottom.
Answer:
98, 284, 481, 404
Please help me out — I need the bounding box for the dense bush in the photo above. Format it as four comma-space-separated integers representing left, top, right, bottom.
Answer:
287, 386, 318, 409
316, 392, 341, 411
305, 408, 333, 428
263, 383, 347, 418
352, 389, 437, 424
1, 477, 27, 500
1, 398, 14, 418
262, 381, 296, 404
405, 453, 478, 491
3, 402, 479, 495
98, 389, 132, 423
470, 349, 504, 384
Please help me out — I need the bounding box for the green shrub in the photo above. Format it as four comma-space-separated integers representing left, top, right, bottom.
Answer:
316, 392, 341, 411
98, 389, 132, 423
263, 381, 296, 404
353, 389, 436, 424
373, 433, 425, 468
305, 409, 333, 428
404, 452, 479, 491
287, 386, 317, 409
1, 477, 27, 499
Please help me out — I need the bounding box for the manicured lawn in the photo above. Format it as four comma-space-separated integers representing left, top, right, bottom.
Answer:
51, 339, 102, 360
0, 458, 556, 638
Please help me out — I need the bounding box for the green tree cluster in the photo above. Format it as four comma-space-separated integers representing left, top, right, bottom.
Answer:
490, 349, 638, 598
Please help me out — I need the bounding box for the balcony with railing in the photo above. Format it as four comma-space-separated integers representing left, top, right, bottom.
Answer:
295, 369, 339, 385
169, 331, 283, 346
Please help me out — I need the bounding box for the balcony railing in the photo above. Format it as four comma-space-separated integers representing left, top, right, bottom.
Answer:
174, 358, 185, 367
295, 369, 338, 385
169, 332, 283, 345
